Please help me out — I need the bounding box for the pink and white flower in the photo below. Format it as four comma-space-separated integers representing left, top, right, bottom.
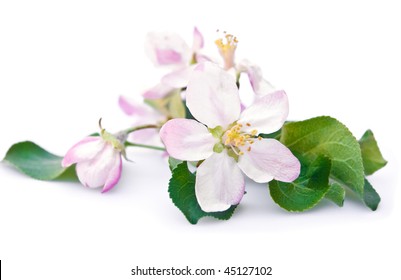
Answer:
160, 62, 300, 212
145, 27, 204, 69
144, 27, 207, 97
62, 129, 124, 193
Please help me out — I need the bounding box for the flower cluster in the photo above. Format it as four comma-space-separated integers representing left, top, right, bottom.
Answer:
3, 27, 386, 224
61, 27, 300, 210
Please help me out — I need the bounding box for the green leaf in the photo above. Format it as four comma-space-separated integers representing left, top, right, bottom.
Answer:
3, 141, 77, 181
168, 162, 236, 224
168, 157, 183, 172
363, 179, 381, 211
325, 182, 345, 207
269, 156, 332, 212
359, 130, 387, 175
259, 129, 282, 140
280, 116, 365, 197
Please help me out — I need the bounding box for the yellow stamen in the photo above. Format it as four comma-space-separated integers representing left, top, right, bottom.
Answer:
215, 31, 238, 70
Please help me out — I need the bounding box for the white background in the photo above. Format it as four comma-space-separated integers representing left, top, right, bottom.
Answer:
1, 1, 400, 279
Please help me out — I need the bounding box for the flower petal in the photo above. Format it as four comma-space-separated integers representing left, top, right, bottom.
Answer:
61, 137, 104, 167
237, 59, 276, 95
118, 96, 150, 116
195, 150, 245, 212
142, 83, 174, 99
145, 32, 191, 67
75, 144, 120, 188
130, 128, 163, 147
186, 62, 241, 128
238, 90, 289, 134
159, 119, 216, 161
161, 66, 194, 88
238, 138, 300, 183
102, 153, 122, 193
192, 26, 204, 52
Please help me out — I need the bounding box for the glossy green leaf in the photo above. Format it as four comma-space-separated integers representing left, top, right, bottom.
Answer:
359, 130, 387, 175
269, 156, 332, 212
168, 162, 236, 224
168, 157, 183, 172
3, 141, 77, 181
363, 179, 381, 211
280, 116, 365, 197
325, 182, 345, 207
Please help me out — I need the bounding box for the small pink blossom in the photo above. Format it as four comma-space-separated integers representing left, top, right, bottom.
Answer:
145, 27, 208, 97
160, 62, 300, 212
62, 130, 124, 193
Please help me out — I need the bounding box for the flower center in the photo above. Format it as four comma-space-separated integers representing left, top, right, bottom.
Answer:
215, 30, 238, 70
223, 123, 260, 156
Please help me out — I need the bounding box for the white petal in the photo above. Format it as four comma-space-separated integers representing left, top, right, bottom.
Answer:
145, 32, 191, 68
142, 83, 174, 99
237, 59, 275, 95
159, 119, 216, 161
238, 139, 300, 183
62, 137, 105, 167
195, 150, 245, 212
192, 26, 204, 52
186, 62, 241, 128
238, 90, 289, 134
102, 153, 122, 193
161, 66, 194, 88
75, 144, 120, 188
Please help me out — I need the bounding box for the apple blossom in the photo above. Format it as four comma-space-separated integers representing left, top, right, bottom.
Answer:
160, 62, 300, 212
61, 127, 125, 193
144, 27, 207, 97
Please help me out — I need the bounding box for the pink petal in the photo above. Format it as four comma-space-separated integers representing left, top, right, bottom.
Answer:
238, 90, 289, 135
129, 128, 163, 147
238, 139, 300, 183
238, 59, 275, 95
61, 137, 104, 167
195, 150, 245, 212
155, 49, 183, 65
75, 144, 120, 188
142, 83, 174, 99
145, 32, 191, 68
159, 118, 216, 161
186, 62, 241, 128
118, 96, 149, 116
102, 153, 123, 193
192, 26, 204, 52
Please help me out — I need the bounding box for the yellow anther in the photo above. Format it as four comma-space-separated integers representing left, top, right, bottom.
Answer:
251, 129, 258, 136
258, 136, 262, 140
215, 31, 238, 70
246, 123, 251, 127
247, 146, 251, 152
